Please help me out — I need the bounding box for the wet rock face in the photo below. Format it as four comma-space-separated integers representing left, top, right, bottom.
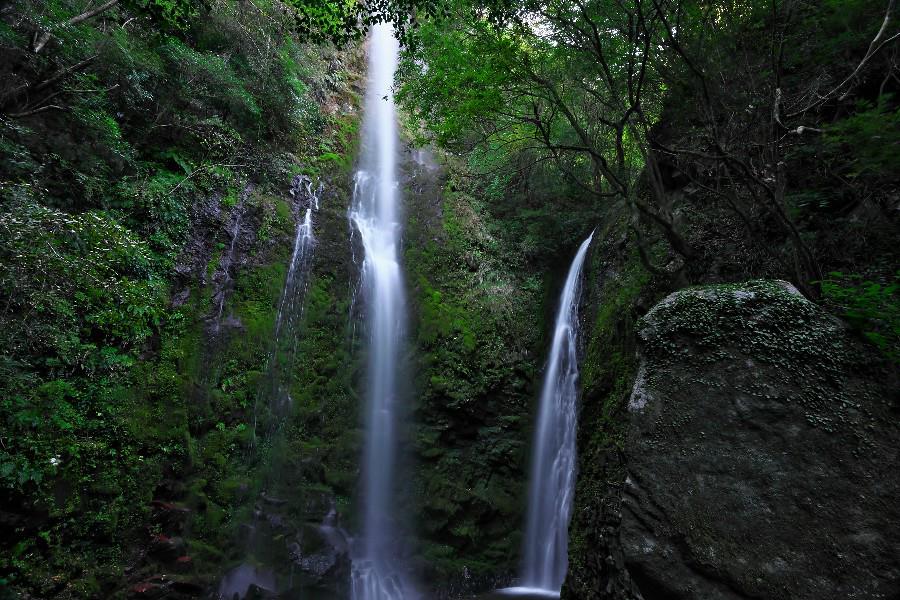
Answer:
622, 280, 900, 600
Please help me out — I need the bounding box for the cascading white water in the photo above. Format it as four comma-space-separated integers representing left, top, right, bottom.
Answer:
349, 22, 411, 600
222, 177, 321, 600
275, 175, 320, 341
265, 174, 320, 416
521, 231, 594, 594
213, 192, 247, 332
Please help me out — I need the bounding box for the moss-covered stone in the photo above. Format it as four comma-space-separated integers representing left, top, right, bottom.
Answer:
617, 279, 900, 600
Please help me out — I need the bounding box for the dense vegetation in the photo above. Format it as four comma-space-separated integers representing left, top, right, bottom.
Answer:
1, 0, 897, 598
0, 0, 366, 595
398, 0, 898, 290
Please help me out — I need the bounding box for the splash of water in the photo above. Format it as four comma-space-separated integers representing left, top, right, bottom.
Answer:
521, 231, 594, 593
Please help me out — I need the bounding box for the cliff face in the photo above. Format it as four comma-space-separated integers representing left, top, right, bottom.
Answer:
0, 8, 370, 592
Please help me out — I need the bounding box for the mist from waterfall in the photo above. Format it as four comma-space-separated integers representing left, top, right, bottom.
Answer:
520, 231, 594, 594
349, 22, 413, 600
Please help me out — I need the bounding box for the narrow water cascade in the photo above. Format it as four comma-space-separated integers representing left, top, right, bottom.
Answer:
274, 174, 320, 342
251, 174, 322, 441
265, 174, 322, 418
219, 177, 322, 600
212, 185, 250, 333
349, 22, 413, 600
520, 231, 595, 594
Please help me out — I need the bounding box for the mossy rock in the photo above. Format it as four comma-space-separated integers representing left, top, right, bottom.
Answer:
618, 279, 900, 600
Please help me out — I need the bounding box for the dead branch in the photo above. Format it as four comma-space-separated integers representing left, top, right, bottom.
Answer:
786, 0, 899, 117
8, 104, 66, 118
32, 0, 121, 53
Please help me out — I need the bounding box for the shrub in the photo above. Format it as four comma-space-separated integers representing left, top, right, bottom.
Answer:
820, 271, 899, 362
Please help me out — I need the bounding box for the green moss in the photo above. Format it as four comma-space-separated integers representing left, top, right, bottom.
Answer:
637, 279, 874, 435
403, 155, 548, 582
206, 245, 225, 283
187, 539, 227, 563
222, 186, 239, 209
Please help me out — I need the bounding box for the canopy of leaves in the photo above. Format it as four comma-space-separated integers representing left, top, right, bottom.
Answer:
404, 3, 662, 198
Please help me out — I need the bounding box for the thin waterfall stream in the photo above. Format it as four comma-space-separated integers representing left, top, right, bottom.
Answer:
350, 22, 414, 600
265, 174, 321, 419
250, 174, 322, 442
507, 231, 594, 597
218, 176, 322, 600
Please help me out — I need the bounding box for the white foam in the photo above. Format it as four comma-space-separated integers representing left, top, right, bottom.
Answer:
494, 587, 561, 598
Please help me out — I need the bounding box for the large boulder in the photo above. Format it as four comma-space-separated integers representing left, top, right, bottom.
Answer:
623, 280, 899, 600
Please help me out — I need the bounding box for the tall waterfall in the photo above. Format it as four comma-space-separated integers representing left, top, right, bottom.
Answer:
350, 23, 412, 600
521, 231, 594, 594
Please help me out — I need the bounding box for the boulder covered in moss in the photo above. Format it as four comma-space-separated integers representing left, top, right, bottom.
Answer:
623, 280, 900, 600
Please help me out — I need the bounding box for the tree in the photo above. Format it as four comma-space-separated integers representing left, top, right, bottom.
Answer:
644, 0, 898, 291
399, 0, 900, 290
398, 0, 696, 278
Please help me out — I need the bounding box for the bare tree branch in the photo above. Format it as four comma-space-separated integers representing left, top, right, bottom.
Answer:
33, 0, 121, 53
786, 0, 899, 117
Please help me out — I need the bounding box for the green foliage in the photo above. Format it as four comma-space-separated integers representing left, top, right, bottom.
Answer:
112, 168, 191, 260
0, 0, 365, 595
418, 285, 477, 351
127, 0, 206, 30
824, 96, 900, 182
286, 0, 450, 45
0, 199, 164, 361
0, 196, 172, 591
397, 0, 662, 210
397, 19, 512, 147
161, 37, 262, 130
820, 272, 899, 362
72, 105, 134, 164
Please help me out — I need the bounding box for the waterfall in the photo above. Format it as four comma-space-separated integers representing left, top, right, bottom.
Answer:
220, 176, 321, 600
212, 186, 249, 333
350, 23, 413, 600
275, 175, 320, 343
520, 231, 594, 594
266, 174, 321, 417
